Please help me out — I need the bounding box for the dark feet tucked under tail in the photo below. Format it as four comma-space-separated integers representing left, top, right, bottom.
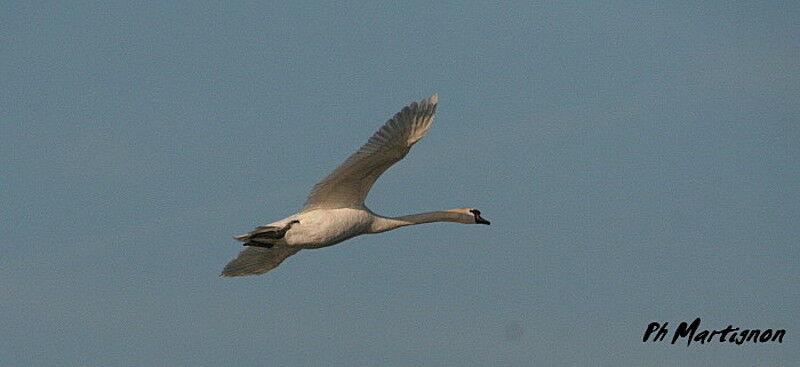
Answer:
244, 241, 274, 248
239, 220, 300, 247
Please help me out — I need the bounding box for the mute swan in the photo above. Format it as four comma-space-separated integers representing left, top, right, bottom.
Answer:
220, 94, 490, 277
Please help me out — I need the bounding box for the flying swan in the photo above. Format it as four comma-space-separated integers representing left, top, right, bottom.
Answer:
220, 94, 490, 277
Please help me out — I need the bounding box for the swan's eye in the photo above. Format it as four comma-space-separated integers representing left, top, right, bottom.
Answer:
470, 209, 481, 215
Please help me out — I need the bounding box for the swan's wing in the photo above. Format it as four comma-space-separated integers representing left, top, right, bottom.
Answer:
219, 246, 301, 277
303, 94, 438, 210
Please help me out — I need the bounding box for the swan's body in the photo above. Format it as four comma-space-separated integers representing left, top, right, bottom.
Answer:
220, 95, 490, 277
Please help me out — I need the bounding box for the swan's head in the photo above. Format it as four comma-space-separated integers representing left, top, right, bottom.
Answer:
469, 209, 491, 225
450, 208, 490, 225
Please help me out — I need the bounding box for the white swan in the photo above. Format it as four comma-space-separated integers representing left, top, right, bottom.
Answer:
220, 94, 490, 277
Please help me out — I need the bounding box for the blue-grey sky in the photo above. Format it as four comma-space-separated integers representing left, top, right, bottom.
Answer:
3, 1, 798, 366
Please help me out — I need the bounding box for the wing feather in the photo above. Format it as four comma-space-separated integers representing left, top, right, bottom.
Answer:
303, 94, 438, 210
219, 246, 301, 277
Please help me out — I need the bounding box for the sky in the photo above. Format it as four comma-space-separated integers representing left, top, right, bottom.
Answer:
2, 1, 799, 366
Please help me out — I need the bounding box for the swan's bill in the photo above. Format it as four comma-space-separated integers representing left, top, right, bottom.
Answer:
469, 209, 491, 225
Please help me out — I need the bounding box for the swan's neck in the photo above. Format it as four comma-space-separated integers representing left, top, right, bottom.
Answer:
369, 210, 466, 233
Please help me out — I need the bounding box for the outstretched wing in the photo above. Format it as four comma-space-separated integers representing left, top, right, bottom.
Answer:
219, 246, 301, 277
303, 94, 438, 210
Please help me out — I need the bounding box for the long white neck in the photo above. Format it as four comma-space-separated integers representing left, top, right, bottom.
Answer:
369, 210, 467, 233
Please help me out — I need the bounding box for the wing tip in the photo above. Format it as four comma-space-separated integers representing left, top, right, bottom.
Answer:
219, 269, 252, 278
426, 93, 438, 105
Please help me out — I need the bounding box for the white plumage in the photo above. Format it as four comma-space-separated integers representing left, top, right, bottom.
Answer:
220, 94, 490, 278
